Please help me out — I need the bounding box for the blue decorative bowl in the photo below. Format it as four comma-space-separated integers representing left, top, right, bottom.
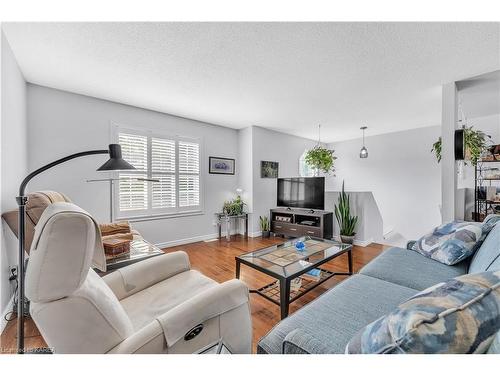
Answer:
295, 241, 305, 251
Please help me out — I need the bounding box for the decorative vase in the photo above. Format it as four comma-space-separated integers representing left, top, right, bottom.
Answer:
340, 235, 355, 244
262, 230, 270, 238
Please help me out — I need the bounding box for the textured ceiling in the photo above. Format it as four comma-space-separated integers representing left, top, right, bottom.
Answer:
3, 22, 500, 142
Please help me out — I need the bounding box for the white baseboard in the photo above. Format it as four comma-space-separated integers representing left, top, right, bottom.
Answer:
0, 294, 15, 334
156, 233, 220, 249
332, 235, 372, 247
249, 231, 262, 238
353, 238, 373, 247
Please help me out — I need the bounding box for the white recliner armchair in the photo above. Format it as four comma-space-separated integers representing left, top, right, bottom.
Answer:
25, 202, 252, 354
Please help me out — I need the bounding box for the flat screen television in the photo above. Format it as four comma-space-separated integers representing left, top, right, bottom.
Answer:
277, 177, 325, 210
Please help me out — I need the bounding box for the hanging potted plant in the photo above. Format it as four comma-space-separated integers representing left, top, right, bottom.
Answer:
431, 126, 491, 166
334, 181, 358, 244
305, 125, 337, 175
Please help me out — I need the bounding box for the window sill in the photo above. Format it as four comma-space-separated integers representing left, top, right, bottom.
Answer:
116, 210, 204, 223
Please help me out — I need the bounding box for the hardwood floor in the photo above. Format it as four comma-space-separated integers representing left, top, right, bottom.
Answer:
0, 235, 385, 353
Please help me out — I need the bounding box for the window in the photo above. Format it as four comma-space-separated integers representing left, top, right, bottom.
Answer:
115, 129, 201, 218
299, 149, 315, 177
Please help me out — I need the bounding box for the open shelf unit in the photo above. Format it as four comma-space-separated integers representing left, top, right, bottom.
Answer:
474, 159, 500, 221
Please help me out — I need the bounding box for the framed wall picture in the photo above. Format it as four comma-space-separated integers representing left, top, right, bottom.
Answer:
261, 161, 279, 178
209, 157, 235, 175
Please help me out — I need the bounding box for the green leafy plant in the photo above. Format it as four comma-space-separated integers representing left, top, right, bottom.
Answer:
222, 195, 245, 216
334, 181, 358, 236
431, 127, 491, 166
304, 146, 337, 175
464, 127, 490, 165
431, 137, 442, 163
259, 216, 270, 231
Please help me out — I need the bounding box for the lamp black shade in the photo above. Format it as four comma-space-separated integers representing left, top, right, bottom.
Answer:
97, 144, 136, 171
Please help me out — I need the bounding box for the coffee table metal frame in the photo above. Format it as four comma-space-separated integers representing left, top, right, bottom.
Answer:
235, 237, 353, 319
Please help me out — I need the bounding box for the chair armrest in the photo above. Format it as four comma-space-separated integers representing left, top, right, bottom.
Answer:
282, 328, 330, 354
107, 320, 166, 354
156, 279, 249, 347
103, 251, 191, 300
406, 240, 416, 250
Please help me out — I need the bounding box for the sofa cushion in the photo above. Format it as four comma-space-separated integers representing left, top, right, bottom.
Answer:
120, 270, 217, 331
282, 328, 330, 354
346, 271, 500, 354
359, 247, 467, 290
257, 274, 417, 354
411, 221, 483, 265
480, 214, 500, 236
469, 222, 500, 274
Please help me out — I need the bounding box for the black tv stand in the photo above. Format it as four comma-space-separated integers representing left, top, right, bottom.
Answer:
270, 208, 333, 239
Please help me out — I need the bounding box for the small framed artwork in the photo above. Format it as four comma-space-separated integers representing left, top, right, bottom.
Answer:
261, 161, 279, 178
209, 157, 235, 175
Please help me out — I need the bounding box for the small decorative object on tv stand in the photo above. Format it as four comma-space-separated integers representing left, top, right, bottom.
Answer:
270, 208, 333, 239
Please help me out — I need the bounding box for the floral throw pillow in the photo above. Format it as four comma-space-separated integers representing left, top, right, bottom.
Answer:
411, 220, 482, 265
346, 271, 500, 354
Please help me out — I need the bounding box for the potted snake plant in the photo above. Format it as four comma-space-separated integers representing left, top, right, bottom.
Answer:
259, 216, 270, 238
334, 181, 358, 244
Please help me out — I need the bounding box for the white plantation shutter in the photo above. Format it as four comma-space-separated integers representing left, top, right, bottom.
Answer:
118, 133, 148, 211
178, 141, 200, 207
152, 138, 176, 173
119, 133, 148, 170
118, 173, 148, 211
116, 129, 202, 217
151, 137, 176, 209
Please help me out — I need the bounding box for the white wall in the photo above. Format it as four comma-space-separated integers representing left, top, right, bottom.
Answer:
1, 31, 28, 325
327, 125, 441, 245
249, 126, 317, 233
27, 84, 239, 246
441, 83, 459, 222
237, 126, 254, 214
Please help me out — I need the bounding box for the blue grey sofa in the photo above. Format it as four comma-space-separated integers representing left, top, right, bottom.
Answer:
257, 221, 500, 354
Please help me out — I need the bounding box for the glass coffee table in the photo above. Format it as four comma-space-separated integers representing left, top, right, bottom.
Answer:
235, 236, 352, 319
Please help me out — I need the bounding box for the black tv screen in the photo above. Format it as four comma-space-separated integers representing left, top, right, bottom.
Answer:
277, 177, 325, 210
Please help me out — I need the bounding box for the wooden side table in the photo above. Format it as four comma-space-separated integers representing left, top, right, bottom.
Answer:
214, 213, 249, 241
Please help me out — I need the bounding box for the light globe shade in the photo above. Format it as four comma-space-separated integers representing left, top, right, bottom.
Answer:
360, 146, 368, 159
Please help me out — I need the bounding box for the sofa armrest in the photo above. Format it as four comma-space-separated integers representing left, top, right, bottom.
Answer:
282, 328, 330, 354
103, 251, 191, 300
406, 240, 416, 250
156, 279, 250, 347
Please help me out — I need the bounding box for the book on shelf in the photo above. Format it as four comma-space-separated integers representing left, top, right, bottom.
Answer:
302, 268, 322, 282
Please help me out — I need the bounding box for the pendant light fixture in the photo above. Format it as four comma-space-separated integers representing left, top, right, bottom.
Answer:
359, 126, 368, 158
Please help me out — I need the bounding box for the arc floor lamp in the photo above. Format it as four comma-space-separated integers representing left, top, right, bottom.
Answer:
16, 144, 135, 353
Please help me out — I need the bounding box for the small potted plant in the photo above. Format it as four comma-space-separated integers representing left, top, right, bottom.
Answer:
259, 216, 271, 238
334, 181, 358, 244
222, 195, 245, 216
